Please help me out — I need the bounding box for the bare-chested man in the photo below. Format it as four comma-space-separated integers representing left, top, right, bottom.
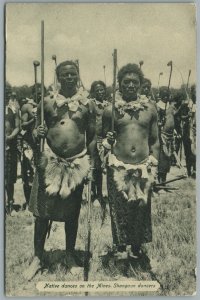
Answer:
20, 84, 46, 210
24, 60, 96, 280
5, 90, 20, 215
157, 86, 176, 183
102, 64, 159, 262
89, 80, 108, 212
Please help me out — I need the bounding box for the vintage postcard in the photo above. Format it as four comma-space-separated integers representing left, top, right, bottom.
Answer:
5, 2, 196, 297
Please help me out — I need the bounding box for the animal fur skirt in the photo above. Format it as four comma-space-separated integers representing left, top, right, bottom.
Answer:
29, 145, 90, 221
106, 153, 157, 247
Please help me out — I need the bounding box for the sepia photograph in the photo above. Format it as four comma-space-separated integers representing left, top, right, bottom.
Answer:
5, 2, 196, 297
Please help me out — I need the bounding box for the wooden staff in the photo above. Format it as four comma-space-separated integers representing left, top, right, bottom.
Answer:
33, 60, 40, 104
40, 20, 45, 152
157, 72, 163, 91
52, 54, 57, 92
84, 173, 92, 288
139, 60, 144, 69
111, 49, 117, 154
164, 61, 173, 116
103, 65, 106, 85
186, 69, 191, 94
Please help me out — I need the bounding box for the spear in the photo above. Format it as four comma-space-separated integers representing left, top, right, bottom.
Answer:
84, 167, 92, 294
33, 60, 40, 104
40, 20, 45, 152
139, 60, 144, 69
157, 72, 163, 91
164, 61, 173, 116
103, 65, 106, 85
186, 69, 191, 94
52, 54, 57, 92
75, 59, 85, 90
111, 49, 117, 154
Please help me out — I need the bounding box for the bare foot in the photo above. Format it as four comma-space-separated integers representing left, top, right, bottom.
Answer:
23, 256, 42, 281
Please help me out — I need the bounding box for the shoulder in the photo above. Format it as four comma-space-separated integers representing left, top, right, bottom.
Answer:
21, 103, 34, 113
44, 96, 55, 108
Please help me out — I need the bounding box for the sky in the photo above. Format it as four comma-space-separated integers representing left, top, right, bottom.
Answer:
6, 3, 196, 90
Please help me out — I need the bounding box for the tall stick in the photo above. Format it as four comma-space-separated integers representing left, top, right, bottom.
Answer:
186, 69, 191, 94
103, 65, 106, 85
84, 171, 92, 293
52, 54, 57, 92
111, 49, 117, 131
111, 49, 117, 153
139, 60, 144, 69
164, 61, 173, 116
33, 60, 40, 104
157, 72, 163, 91
40, 20, 45, 152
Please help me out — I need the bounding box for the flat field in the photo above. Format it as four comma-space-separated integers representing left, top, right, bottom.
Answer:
5, 167, 196, 296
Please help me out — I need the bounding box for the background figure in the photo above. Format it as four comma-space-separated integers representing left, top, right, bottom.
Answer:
90, 80, 108, 214
157, 86, 175, 183
5, 89, 20, 214
178, 85, 196, 177
171, 91, 185, 165
19, 84, 47, 209
140, 78, 156, 104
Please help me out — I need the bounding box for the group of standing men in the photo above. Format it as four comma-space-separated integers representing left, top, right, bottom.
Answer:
5, 59, 196, 280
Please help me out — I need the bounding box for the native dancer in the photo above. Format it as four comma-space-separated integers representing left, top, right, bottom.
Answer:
24, 60, 96, 280
102, 63, 159, 260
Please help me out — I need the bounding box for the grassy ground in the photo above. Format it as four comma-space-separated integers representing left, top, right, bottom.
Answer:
5, 166, 196, 296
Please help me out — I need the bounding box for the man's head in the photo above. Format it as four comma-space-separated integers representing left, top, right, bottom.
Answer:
11, 92, 17, 100
140, 78, 152, 97
191, 84, 196, 103
172, 90, 185, 108
159, 86, 170, 103
118, 64, 144, 101
56, 60, 79, 91
90, 81, 106, 102
31, 83, 47, 102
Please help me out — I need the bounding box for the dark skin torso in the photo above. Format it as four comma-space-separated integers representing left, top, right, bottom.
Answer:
38, 97, 95, 158
158, 103, 175, 134
102, 102, 159, 164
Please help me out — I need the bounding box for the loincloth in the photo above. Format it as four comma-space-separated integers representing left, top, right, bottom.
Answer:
5, 140, 18, 185
106, 155, 154, 246
160, 131, 174, 157
21, 140, 35, 185
107, 153, 157, 203
39, 144, 90, 199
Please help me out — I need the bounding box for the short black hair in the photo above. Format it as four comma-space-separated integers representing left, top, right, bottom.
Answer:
31, 83, 47, 95
172, 90, 185, 103
159, 86, 169, 95
56, 60, 79, 78
117, 64, 144, 90
142, 78, 152, 86
90, 80, 106, 98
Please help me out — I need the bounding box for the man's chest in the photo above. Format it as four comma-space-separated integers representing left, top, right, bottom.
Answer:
45, 103, 88, 125
115, 107, 152, 127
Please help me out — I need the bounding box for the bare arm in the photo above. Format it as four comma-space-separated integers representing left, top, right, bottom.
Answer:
86, 100, 96, 167
149, 106, 160, 160
21, 104, 35, 130
102, 106, 112, 138
6, 109, 20, 140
